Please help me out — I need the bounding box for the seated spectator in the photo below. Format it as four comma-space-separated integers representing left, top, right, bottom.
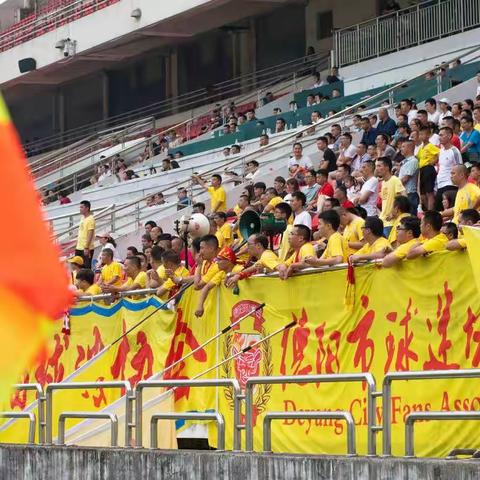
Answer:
332, 88, 341, 98
398, 139, 419, 214
400, 98, 418, 123
460, 116, 480, 163
291, 191, 312, 228
376, 134, 396, 160
330, 124, 342, 152
141, 234, 153, 252
281, 225, 315, 278
251, 181, 267, 209
470, 163, 480, 187
337, 206, 365, 255
407, 210, 448, 259
75, 269, 102, 297
193, 202, 206, 214
223, 147, 231, 158
274, 176, 287, 198
305, 209, 346, 267
67, 255, 84, 284
246, 109, 257, 122
334, 186, 355, 209
259, 134, 269, 147
446, 209, 480, 250
103, 256, 147, 294
231, 144, 241, 155
312, 72, 325, 88
195, 247, 244, 316
276, 118, 286, 133
233, 194, 250, 217
425, 98, 440, 125
337, 133, 357, 167
126, 246, 138, 257
177, 188, 191, 210
369, 114, 378, 128
58, 191, 71, 205
302, 170, 320, 210
350, 217, 391, 263
306, 94, 316, 107
263, 187, 284, 214
326, 66, 343, 84
155, 250, 190, 300
382, 216, 421, 267
288, 142, 313, 179
97, 248, 123, 287
353, 161, 378, 216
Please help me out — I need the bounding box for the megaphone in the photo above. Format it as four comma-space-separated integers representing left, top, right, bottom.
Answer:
179, 213, 210, 238
238, 210, 287, 240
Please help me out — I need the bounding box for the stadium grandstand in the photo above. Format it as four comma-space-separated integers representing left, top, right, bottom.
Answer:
1, 0, 480, 478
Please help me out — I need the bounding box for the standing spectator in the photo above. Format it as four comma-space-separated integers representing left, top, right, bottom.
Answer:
75, 200, 95, 269
460, 116, 480, 164
417, 126, 439, 211
442, 116, 462, 149
361, 117, 378, 146
387, 195, 412, 247
193, 173, 227, 212
376, 108, 397, 137
354, 160, 379, 215
425, 98, 440, 125
274, 176, 288, 198
330, 124, 342, 152
436, 127, 462, 211
376, 157, 406, 236
317, 136, 337, 172
398, 140, 419, 214
291, 191, 312, 228
58, 191, 71, 205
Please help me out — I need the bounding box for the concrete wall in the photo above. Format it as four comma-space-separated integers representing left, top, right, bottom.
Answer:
2, 446, 480, 480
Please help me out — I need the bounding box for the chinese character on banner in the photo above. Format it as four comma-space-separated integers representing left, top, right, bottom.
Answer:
10, 373, 29, 410
384, 298, 419, 374
128, 331, 154, 387
423, 282, 459, 370
34, 334, 67, 388
315, 323, 341, 376
75, 326, 105, 370
164, 308, 207, 402
463, 307, 480, 367
347, 295, 375, 374
82, 376, 107, 408
280, 310, 312, 390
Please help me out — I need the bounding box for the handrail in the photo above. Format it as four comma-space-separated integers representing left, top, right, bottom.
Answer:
150, 412, 225, 450
58, 412, 118, 446
25, 51, 328, 155
45, 380, 134, 446
135, 379, 242, 450
244, 373, 377, 455
0, 412, 36, 444
263, 411, 356, 455
13, 383, 45, 443
382, 368, 480, 456
52, 43, 480, 243
405, 411, 480, 457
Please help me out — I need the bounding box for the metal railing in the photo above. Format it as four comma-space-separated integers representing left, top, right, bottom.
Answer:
13, 383, 46, 443
244, 373, 378, 455
150, 412, 225, 450
405, 411, 480, 457
25, 51, 328, 156
382, 369, 480, 456
333, 0, 480, 67
263, 411, 356, 455
0, 412, 36, 444
135, 379, 242, 449
58, 412, 118, 446
45, 380, 134, 445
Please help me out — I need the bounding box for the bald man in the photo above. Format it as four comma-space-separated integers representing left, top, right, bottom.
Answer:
442, 164, 480, 224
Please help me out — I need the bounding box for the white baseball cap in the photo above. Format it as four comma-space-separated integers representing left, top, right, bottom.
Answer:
439, 97, 449, 104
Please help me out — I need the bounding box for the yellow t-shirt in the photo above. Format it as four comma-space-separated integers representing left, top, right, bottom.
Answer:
208, 264, 244, 286
100, 262, 123, 286
76, 215, 96, 249
393, 238, 419, 259
417, 143, 440, 168
268, 196, 284, 209
207, 186, 227, 212
219, 223, 233, 247
380, 176, 406, 226
475, 124, 480, 133
277, 224, 293, 262
85, 284, 102, 296
343, 217, 365, 256
285, 242, 316, 266
321, 232, 346, 262
453, 183, 480, 224
388, 213, 410, 244
422, 233, 448, 254
255, 249, 281, 271
161, 265, 190, 291
233, 204, 243, 217
200, 261, 220, 284
355, 237, 391, 255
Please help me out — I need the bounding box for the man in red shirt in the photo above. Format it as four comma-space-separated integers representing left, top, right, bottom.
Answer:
334, 185, 355, 209
315, 168, 334, 212
442, 116, 462, 149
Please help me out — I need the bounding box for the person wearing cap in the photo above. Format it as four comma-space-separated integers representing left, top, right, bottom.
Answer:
194, 247, 244, 317
75, 269, 102, 297
438, 98, 451, 125
96, 233, 117, 266
156, 250, 190, 300
67, 256, 84, 284
98, 248, 123, 287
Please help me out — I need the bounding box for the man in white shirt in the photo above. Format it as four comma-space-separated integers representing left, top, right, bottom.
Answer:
337, 133, 357, 167
436, 126, 462, 209
400, 98, 417, 123
425, 98, 440, 125
291, 191, 312, 229
288, 142, 313, 170
353, 160, 378, 216
437, 98, 451, 125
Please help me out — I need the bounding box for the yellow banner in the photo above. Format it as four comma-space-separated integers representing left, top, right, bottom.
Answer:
2, 250, 480, 457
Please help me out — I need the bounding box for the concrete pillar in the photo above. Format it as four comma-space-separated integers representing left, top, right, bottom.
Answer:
102, 71, 109, 121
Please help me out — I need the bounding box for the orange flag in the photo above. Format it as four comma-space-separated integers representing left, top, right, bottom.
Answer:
0, 94, 72, 405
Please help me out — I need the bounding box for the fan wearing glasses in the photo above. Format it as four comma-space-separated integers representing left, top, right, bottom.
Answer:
382, 216, 421, 268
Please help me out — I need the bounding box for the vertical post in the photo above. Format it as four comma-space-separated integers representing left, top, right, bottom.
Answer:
45, 390, 53, 444
233, 385, 241, 451
356, 25, 360, 63
460, 0, 464, 32
405, 417, 415, 457
416, 4, 420, 45
376, 17, 380, 57
367, 381, 376, 456
38, 395, 46, 444
396, 11, 400, 51
245, 383, 254, 451
135, 387, 143, 447
382, 379, 392, 456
